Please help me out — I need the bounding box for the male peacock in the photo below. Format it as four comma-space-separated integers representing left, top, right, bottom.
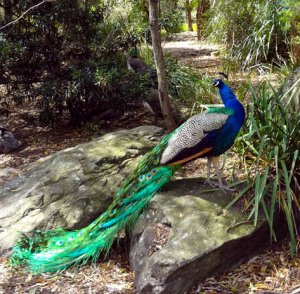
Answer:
11, 79, 245, 273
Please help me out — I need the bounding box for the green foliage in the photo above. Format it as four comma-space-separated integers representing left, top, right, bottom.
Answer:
0, 0, 146, 125
232, 79, 300, 254
126, 0, 154, 43
205, 0, 290, 69
280, 0, 300, 65
159, 0, 185, 34
138, 47, 217, 108
280, 0, 300, 32
181, 23, 197, 32
127, 0, 184, 37
164, 56, 217, 106
160, 9, 184, 34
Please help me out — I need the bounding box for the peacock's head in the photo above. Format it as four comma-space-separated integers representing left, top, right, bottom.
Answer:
212, 78, 224, 88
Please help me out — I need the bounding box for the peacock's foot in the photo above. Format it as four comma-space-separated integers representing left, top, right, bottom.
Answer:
219, 184, 236, 194
203, 179, 219, 188
204, 179, 236, 194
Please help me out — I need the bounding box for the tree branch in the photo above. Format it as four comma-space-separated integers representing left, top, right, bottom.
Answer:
0, 0, 57, 31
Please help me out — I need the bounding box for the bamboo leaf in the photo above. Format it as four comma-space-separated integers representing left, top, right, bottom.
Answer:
281, 197, 296, 256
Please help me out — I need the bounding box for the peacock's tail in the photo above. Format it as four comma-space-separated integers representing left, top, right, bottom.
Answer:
10, 132, 180, 273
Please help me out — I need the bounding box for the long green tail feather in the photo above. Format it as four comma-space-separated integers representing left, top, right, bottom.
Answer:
10, 132, 180, 273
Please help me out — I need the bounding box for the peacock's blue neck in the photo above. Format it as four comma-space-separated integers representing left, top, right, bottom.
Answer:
219, 84, 246, 126
219, 84, 237, 104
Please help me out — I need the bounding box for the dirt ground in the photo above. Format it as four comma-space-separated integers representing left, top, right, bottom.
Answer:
0, 32, 299, 294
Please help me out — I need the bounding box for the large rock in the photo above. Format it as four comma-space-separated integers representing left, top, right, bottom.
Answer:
0, 125, 163, 254
130, 178, 287, 294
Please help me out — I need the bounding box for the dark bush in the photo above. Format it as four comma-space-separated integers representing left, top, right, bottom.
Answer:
0, 0, 147, 126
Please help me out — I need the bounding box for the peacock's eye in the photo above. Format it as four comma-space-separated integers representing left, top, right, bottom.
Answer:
56, 240, 63, 246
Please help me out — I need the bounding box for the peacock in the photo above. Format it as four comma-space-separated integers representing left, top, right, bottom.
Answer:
127, 51, 182, 124
0, 125, 22, 154
127, 55, 155, 75
10, 79, 245, 274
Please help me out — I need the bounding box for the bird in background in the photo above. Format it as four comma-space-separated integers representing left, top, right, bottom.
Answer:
127, 48, 182, 124
127, 54, 154, 74
0, 125, 22, 154
10, 79, 245, 274
127, 48, 160, 115
127, 47, 157, 79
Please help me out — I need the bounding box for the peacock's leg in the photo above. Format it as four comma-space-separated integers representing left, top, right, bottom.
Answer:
211, 156, 235, 193
204, 156, 218, 188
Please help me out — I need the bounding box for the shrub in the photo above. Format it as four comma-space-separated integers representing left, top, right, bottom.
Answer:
205, 0, 290, 69
0, 1, 145, 125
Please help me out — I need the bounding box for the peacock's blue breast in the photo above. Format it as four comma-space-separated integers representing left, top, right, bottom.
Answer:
211, 115, 242, 156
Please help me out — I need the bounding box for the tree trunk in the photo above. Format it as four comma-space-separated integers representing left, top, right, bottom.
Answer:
185, 0, 193, 31
196, 0, 209, 40
148, 0, 177, 131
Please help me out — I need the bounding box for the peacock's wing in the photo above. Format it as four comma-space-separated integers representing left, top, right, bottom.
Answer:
160, 108, 234, 165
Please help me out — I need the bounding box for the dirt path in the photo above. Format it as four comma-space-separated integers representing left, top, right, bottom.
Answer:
163, 32, 221, 72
